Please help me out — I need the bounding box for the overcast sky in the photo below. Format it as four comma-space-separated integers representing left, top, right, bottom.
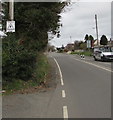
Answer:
50, 2, 111, 47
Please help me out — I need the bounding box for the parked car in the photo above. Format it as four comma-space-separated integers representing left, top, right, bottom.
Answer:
93, 46, 113, 61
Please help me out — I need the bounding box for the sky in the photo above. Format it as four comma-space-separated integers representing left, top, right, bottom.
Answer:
0, 1, 111, 41
49, 1, 111, 47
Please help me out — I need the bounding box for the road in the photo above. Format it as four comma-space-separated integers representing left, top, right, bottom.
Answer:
3, 52, 111, 119
47, 52, 111, 118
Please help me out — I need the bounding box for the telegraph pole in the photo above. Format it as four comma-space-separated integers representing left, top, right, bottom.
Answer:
0, 2, 2, 21
9, 0, 14, 21
95, 14, 99, 46
0, 2, 2, 30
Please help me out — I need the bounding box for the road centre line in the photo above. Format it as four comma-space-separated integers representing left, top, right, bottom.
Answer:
62, 90, 66, 98
73, 57, 113, 73
63, 106, 68, 119
53, 58, 64, 86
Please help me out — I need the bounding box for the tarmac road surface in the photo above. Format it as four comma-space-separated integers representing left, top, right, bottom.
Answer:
2, 52, 111, 119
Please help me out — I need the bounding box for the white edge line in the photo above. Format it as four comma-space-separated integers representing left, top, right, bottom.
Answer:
63, 106, 68, 119
73, 58, 113, 73
53, 58, 64, 86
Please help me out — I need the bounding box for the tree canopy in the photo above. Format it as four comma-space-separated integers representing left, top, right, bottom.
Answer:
2, 2, 67, 83
84, 34, 88, 42
88, 35, 94, 41
100, 35, 108, 45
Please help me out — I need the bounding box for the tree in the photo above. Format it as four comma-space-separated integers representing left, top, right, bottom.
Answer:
88, 35, 94, 47
84, 34, 89, 42
74, 41, 86, 50
79, 42, 86, 50
74, 41, 79, 50
47, 44, 55, 52
2, 2, 67, 83
100, 35, 108, 45
61, 45, 65, 49
88, 35, 94, 41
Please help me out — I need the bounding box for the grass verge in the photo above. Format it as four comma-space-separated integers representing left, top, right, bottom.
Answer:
71, 51, 93, 56
3, 53, 50, 95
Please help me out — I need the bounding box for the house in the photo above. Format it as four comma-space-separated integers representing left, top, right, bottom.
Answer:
93, 39, 100, 46
65, 43, 74, 51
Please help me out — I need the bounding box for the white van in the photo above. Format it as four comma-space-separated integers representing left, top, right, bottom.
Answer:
93, 46, 113, 61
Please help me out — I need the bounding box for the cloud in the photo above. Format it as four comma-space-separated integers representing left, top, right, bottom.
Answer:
71, 0, 112, 2
50, 2, 111, 47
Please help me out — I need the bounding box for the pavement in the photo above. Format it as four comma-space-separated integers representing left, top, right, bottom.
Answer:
2, 56, 60, 118
2, 52, 112, 119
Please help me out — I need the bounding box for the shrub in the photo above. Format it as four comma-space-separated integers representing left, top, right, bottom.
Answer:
2, 34, 37, 85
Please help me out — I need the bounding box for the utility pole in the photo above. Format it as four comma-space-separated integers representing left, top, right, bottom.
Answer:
0, 2, 2, 30
95, 14, 99, 46
0, 2, 2, 22
9, 0, 14, 21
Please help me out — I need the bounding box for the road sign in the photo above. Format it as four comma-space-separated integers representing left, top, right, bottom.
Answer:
6, 21, 15, 32
87, 40, 91, 48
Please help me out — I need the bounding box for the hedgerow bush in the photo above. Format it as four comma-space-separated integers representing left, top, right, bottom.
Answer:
2, 2, 67, 90
2, 34, 37, 85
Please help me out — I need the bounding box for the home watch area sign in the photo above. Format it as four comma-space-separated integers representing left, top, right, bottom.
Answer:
87, 40, 91, 48
6, 21, 15, 32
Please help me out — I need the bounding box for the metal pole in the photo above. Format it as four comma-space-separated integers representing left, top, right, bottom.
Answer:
9, 0, 14, 21
0, 2, 2, 31
95, 14, 99, 46
0, 2, 2, 22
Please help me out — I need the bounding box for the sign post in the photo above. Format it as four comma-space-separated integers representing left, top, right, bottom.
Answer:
6, 0, 15, 33
6, 21, 15, 32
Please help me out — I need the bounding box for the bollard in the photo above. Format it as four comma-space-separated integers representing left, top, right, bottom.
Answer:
82, 55, 85, 59
80, 54, 85, 59
80, 55, 83, 59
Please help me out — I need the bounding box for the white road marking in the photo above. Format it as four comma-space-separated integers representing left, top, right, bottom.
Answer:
73, 58, 113, 73
63, 106, 68, 119
62, 90, 66, 98
53, 58, 64, 86
52, 57, 68, 119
